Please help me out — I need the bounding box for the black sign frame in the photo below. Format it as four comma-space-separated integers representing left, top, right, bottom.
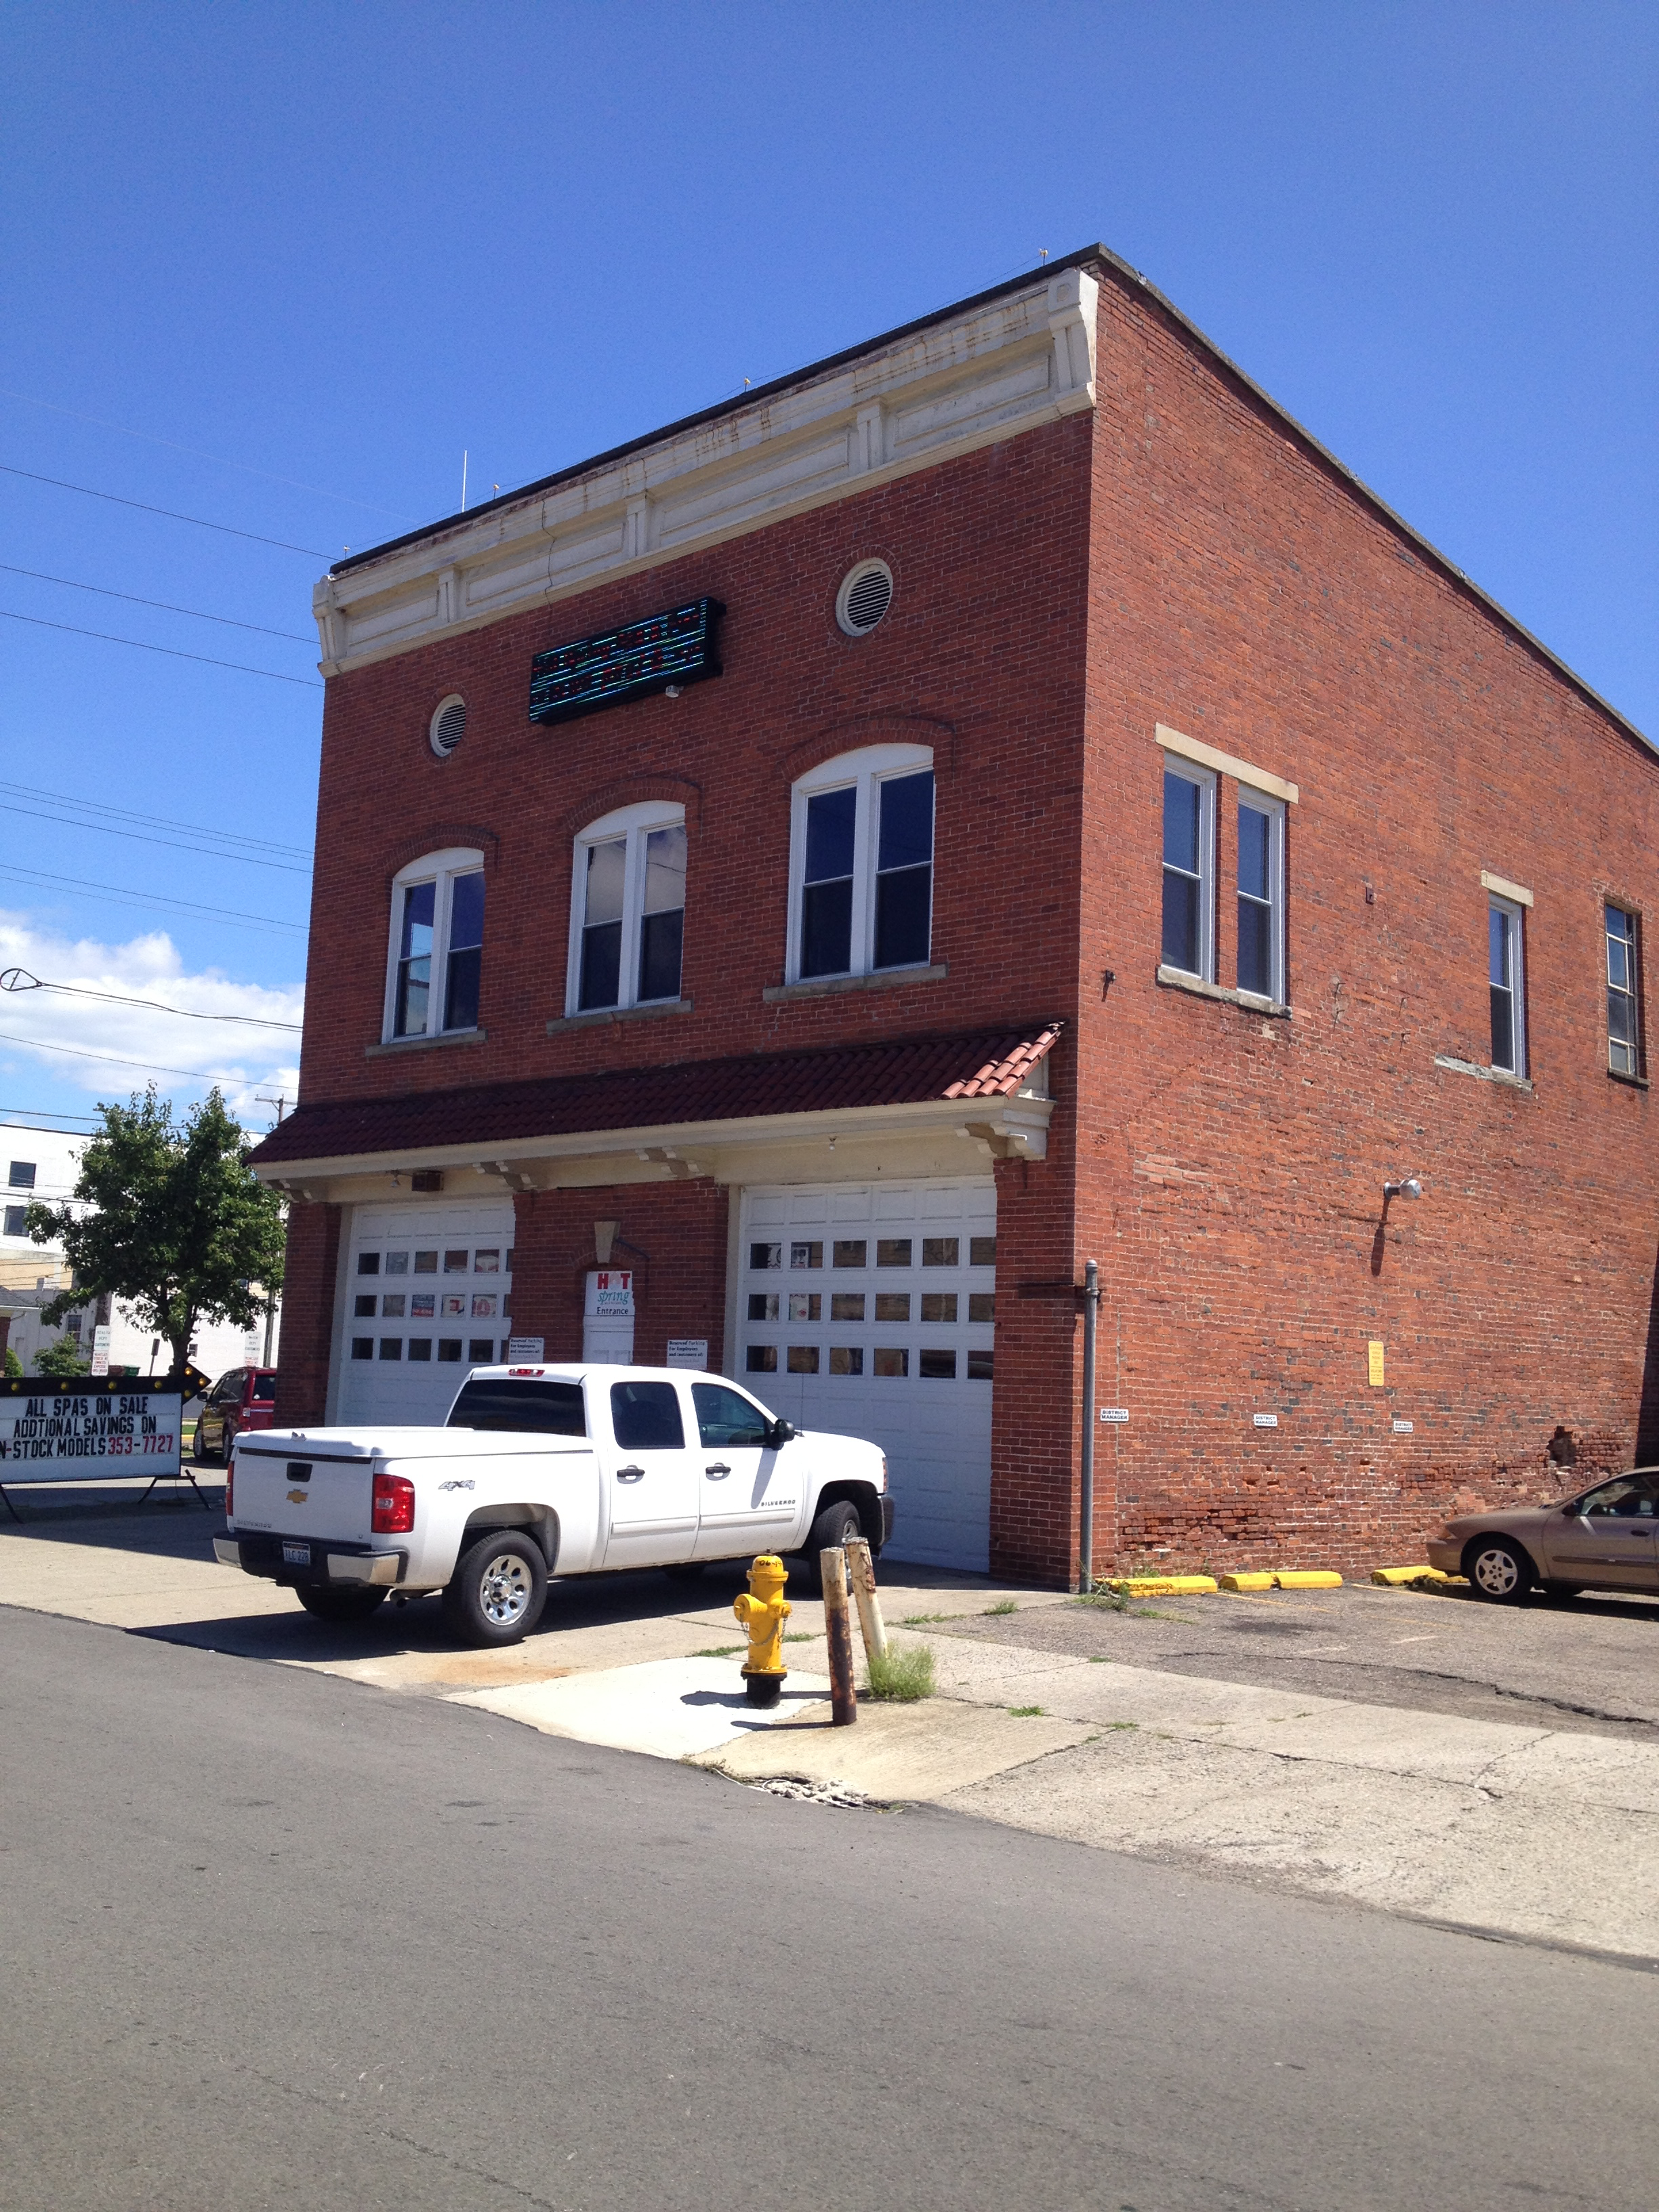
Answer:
529, 598, 724, 728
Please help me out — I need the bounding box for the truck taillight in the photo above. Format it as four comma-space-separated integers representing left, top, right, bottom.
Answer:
225, 1459, 233, 1516
371, 1473, 415, 1534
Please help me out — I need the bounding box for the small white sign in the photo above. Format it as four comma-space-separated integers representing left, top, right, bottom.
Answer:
90, 1324, 111, 1378
583, 1269, 634, 1319
1392, 1418, 1414, 1433
506, 1337, 544, 1362
1098, 1407, 1130, 1424
665, 1338, 709, 1370
1252, 1412, 1279, 1429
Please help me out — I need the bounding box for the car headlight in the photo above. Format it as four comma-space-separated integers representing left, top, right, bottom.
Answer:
1425, 1520, 1456, 1542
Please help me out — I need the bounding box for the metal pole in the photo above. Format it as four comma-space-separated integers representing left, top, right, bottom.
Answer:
1080, 1258, 1099, 1594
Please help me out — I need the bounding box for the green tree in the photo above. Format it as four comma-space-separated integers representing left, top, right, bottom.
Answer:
27, 1088, 286, 1387
3, 1343, 22, 1378
34, 1334, 89, 1378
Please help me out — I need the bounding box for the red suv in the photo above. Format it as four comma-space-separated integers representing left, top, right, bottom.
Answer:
193, 1368, 279, 1463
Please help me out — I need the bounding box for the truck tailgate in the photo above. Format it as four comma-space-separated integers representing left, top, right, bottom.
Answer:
232, 1441, 374, 1544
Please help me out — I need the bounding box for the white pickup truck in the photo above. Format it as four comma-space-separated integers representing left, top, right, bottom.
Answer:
213, 1364, 893, 1646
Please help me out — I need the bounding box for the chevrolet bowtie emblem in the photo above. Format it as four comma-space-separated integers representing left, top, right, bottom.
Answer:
287, 1489, 309, 1503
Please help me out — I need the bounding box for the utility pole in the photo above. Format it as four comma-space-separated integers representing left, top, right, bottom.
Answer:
255, 1094, 287, 1365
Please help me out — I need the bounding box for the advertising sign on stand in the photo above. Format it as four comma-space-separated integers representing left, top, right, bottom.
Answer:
0, 1372, 210, 1517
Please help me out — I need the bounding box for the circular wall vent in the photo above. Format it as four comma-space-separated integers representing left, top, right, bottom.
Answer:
430, 695, 468, 758
836, 558, 894, 638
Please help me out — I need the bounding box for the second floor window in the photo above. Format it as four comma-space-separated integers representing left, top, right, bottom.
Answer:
1607, 904, 1641, 1076
567, 803, 687, 1014
1489, 895, 1526, 1076
386, 849, 486, 1041
789, 745, 935, 984
1236, 792, 1286, 1002
1161, 762, 1214, 981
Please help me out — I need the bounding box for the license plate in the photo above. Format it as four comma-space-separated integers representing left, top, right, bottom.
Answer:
283, 1541, 311, 1567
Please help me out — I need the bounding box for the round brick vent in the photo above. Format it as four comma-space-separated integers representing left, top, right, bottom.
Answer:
836, 559, 893, 638
430, 695, 468, 758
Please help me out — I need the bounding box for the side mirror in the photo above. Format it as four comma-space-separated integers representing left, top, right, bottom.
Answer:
766, 1417, 796, 1449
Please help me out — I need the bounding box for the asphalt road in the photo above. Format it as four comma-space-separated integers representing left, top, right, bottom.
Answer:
941, 1580, 1659, 1740
2, 1603, 1654, 2212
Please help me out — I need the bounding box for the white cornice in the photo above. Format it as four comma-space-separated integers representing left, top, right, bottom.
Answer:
313, 270, 1098, 676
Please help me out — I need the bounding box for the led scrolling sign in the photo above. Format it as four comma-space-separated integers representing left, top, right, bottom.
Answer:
528, 598, 724, 727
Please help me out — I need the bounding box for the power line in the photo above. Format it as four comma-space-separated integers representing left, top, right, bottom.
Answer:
0, 609, 323, 687
0, 968, 302, 1032
0, 800, 312, 876
0, 862, 306, 937
1, 781, 311, 861
0, 1027, 291, 1082
0, 1109, 103, 1126
0, 464, 331, 558
0, 565, 316, 643
0, 386, 418, 521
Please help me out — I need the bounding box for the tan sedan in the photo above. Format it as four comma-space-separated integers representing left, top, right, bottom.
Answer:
1427, 1471, 1659, 1601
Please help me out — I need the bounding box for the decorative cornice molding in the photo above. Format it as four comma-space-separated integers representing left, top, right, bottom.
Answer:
314, 269, 1099, 678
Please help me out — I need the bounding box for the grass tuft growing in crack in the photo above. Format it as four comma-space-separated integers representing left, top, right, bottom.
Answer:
864, 1641, 935, 1702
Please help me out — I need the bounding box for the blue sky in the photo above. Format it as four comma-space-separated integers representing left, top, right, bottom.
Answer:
1, 1, 1653, 1132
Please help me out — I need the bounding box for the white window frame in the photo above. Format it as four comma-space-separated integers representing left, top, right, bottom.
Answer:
382, 846, 486, 1042
1160, 758, 1216, 983
1488, 893, 1528, 1077
1605, 902, 1642, 1078
1235, 788, 1286, 1003
564, 801, 687, 1016
785, 743, 935, 985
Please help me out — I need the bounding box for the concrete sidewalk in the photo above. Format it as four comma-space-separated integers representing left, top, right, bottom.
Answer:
4, 1500, 1658, 1962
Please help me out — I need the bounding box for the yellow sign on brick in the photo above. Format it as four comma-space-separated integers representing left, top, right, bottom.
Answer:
1368, 1340, 1386, 1387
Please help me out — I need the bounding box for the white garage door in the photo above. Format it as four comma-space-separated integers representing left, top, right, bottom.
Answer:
738, 1179, 995, 1572
337, 1198, 517, 1427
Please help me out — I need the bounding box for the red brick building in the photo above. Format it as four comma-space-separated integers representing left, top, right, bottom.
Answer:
251, 245, 1656, 1585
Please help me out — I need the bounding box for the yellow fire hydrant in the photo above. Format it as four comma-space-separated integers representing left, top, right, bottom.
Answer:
733, 1553, 791, 1706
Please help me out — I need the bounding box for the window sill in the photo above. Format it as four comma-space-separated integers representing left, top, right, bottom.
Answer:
365, 1027, 487, 1059
763, 962, 947, 1004
1609, 1067, 1650, 1090
1433, 1054, 1534, 1094
547, 998, 693, 1034
1155, 966, 1289, 1019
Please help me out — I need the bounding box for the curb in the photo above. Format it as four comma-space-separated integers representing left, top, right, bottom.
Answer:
1103, 1575, 1218, 1596
1219, 1572, 1275, 1593
1272, 1570, 1343, 1590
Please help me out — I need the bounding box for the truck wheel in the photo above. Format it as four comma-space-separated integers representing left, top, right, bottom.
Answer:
295, 1583, 390, 1622
442, 1531, 547, 1647
802, 1498, 862, 1591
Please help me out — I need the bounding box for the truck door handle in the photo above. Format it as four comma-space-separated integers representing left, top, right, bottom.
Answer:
616, 1465, 646, 1482
705, 1462, 731, 1479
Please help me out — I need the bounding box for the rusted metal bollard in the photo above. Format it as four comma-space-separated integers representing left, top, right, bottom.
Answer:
820, 1545, 858, 1725
845, 1535, 888, 1662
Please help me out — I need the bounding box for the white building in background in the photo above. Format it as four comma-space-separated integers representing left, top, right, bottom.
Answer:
0, 1124, 281, 1382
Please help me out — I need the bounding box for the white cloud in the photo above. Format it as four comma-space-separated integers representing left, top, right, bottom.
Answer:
0, 911, 303, 1129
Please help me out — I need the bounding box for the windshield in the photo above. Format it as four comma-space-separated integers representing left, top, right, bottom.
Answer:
447, 1378, 587, 1436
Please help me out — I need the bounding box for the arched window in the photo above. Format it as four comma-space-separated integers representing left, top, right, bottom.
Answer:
566, 802, 687, 1015
383, 848, 486, 1041
786, 744, 934, 985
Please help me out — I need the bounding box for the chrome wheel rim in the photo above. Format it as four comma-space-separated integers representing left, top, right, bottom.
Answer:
1473, 1546, 1518, 1596
479, 1553, 532, 1625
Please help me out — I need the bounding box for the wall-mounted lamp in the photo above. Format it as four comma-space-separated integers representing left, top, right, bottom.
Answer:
1382, 1176, 1422, 1202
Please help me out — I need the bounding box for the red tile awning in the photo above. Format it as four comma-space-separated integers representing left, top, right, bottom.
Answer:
248, 1022, 1063, 1173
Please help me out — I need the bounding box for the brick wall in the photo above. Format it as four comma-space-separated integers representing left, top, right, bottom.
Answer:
1074, 262, 1658, 1577
509, 1181, 731, 1370
272, 1201, 341, 1429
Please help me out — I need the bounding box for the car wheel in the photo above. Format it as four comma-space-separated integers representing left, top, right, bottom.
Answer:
802, 1498, 863, 1591
1465, 1537, 1534, 1603
441, 1531, 548, 1647
191, 1419, 209, 1465
294, 1583, 390, 1622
